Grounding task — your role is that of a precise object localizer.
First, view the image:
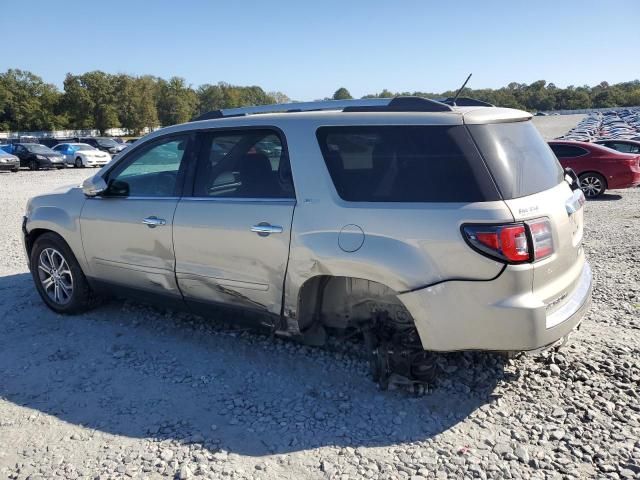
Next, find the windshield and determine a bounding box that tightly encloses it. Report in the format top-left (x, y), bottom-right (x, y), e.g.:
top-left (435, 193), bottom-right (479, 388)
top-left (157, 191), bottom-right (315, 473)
top-left (25, 144), bottom-right (55, 154)
top-left (97, 138), bottom-right (119, 147)
top-left (73, 143), bottom-right (96, 151)
top-left (467, 121), bottom-right (564, 199)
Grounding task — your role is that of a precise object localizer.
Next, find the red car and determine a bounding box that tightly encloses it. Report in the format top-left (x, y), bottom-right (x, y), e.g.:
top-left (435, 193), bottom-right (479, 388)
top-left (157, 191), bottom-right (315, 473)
top-left (548, 140), bottom-right (640, 197)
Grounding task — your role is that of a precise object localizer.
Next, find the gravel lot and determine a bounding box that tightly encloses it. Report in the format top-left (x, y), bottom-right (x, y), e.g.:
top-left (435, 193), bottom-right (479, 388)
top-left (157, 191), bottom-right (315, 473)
top-left (0, 167), bottom-right (639, 480)
top-left (531, 115), bottom-right (586, 140)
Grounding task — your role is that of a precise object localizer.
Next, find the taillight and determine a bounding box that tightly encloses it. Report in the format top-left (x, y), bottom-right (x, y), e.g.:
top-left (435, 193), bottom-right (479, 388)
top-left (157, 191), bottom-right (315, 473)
top-left (462, 218), bottom-right (554, 264)
top-left (527, 218), bottom-right (554, 260)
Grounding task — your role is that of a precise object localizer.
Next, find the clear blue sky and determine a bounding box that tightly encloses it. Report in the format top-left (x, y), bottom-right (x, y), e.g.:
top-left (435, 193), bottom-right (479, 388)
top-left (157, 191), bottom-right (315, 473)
top-left (3, 0), bottom-right (638, 100)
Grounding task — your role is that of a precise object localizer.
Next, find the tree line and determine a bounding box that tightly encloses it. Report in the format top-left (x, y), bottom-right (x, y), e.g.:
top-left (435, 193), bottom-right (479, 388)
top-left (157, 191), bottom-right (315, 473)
top-left (0, 69), bottom-right (289, 134)
top-left (359, 80), bottom-right (640, 112)
top-left (1, 68), bottom-right (638, 134)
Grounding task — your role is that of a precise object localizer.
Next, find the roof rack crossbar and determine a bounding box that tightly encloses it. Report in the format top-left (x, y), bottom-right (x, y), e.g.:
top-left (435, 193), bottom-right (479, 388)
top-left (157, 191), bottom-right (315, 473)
top-left (191, 96), bottom-right (454, 121)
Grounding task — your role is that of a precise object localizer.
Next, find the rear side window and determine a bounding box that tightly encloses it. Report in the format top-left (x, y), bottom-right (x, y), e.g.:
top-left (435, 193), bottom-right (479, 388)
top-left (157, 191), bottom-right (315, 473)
top-left (549, 144), bottom-right (589, 158)
top-left (316, 126), bottom-right (499, 202)
top-left (468, 122), bottom-right (564, 199)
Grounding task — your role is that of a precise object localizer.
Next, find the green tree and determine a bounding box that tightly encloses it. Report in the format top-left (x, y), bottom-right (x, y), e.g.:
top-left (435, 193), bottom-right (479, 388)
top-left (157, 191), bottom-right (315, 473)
top-left (268, 91), bottom-right (290, 104)
top-left (0, 69), bottom-right (63, 131)
top-left (196, 82), bottom-right (277, 115)
top-left (115, 75), bottom-right (158, 134)
top-left (156, 77), bottom-right (197, 125)
top-left (332, 87), bottom-right (353, 100)
top-left (62, 71), bottom-right (120, 133)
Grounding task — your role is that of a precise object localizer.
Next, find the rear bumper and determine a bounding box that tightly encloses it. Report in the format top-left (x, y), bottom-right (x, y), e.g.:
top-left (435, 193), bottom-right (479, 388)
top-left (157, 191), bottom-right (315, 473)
top-left (607, 169), bottom-right (640, 189)
top-left (398, 261), bottom-right (592, 352)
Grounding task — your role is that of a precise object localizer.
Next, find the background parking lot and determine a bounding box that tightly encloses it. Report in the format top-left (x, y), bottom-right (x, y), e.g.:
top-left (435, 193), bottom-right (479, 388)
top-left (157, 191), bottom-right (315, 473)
top-left (1, 168), bottom-right (639, 479)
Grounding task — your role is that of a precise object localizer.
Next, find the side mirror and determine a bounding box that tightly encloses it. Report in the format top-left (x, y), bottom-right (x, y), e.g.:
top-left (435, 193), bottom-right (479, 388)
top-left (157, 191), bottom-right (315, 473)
top-left (107, 179), bottom-right (130, 197)
top-left (82, 175), bottom-right (108, 197)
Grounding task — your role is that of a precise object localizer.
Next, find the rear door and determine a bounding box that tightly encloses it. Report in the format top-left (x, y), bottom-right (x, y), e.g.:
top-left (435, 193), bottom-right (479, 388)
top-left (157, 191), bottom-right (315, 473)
top-left (173, 128), bottom-right (296, 315)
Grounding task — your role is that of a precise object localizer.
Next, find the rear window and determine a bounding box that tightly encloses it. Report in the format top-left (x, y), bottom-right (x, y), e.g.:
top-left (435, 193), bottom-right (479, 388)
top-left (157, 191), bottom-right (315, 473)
top-left (468, 121), bottom-right (564, 199)
top-left (316, 126), bottom-right (499, 202)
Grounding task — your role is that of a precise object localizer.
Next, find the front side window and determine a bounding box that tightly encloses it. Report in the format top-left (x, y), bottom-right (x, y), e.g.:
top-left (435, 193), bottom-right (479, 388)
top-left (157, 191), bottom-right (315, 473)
top-left (106, 135), bottom-right (188, 197)
top-left (317, 125), bottom-right (498, 202)
top-left (193, 129), bottom-right (294, 199)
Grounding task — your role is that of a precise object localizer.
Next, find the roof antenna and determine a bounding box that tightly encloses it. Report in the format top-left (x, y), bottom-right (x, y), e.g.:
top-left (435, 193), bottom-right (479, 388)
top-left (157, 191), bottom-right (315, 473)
top-left (451, 73), bottom-right (472, 106)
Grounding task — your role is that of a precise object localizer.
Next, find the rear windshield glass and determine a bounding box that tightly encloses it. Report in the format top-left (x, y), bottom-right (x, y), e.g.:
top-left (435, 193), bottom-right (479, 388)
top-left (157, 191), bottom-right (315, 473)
top-left (316, 126), bottom-right (499, 202)
top-left (467, 121), bottom-right (563, 199)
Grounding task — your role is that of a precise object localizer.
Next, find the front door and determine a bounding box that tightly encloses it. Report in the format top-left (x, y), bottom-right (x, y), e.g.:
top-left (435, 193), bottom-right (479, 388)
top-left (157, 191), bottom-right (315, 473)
top-left (173, 129), bottom-right (296, 315)
top-left (80, 134), bottom-right (192, 297)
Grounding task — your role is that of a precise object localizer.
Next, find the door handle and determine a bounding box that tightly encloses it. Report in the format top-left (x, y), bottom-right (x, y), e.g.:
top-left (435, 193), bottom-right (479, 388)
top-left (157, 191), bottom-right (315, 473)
top-left (142, 216), bottom-right (166, 228)
top-left (251, 223), bottom-right (283, 236)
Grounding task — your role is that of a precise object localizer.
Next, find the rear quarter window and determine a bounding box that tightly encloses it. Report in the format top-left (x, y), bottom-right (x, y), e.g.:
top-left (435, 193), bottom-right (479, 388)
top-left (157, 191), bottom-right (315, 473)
top-left (468, 121), bottom-right (564, 199)
top-left (316, 125), bottom-right (499, 202)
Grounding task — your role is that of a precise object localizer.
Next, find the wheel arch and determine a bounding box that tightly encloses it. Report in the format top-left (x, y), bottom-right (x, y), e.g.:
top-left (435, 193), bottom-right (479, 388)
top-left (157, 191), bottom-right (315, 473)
top-left (294, 274), bottom-right (414, 333)
top-left (578, 170), bottom-right (608, 189)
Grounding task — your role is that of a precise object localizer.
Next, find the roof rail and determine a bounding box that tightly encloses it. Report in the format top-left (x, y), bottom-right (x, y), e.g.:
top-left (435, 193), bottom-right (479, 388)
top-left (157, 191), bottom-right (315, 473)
top-left (191, 96), bottom-right (454, 122)
top-left (439, 97), bottom-right (495, 107)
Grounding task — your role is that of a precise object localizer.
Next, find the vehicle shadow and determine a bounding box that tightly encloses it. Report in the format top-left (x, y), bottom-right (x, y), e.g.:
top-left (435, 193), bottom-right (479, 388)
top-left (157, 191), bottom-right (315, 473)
top-left (0, 272), bottom-right (512, 456)
top-left (590, 193), bottom-right (622, 201)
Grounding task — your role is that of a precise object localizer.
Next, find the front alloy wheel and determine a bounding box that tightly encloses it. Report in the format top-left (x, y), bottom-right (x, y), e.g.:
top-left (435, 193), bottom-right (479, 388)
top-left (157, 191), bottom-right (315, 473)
top-left (30, 232), bottom-right (97, 314)
top-left (75, 157), bottom-right (84, 168)
top-left (579, 173), bottom-right (606, 198)
top-left (37, 248), bottom-right (74, 305)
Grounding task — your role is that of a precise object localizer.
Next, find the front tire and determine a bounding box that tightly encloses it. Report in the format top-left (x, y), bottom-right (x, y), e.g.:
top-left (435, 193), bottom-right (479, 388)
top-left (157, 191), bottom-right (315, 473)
top-left (30, 232), bottom-right (95, 314)
top-left (75, 157), bottom-right (84, 168)
top-left (579, 173), bottom-right (606, 198)
top-left (28, 159), bottom-right (39, 171)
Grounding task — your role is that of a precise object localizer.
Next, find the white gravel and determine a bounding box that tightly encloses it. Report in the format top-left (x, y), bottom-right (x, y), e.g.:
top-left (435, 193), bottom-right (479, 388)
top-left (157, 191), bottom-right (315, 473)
top-left (532, 114), bottom-right (586, 140)
top-left (0, 168), bottom-right (639, 480)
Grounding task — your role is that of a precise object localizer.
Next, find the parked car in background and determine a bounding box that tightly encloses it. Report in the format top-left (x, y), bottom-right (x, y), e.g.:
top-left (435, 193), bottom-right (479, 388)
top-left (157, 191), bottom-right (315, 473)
top-left (52, 143), bottom-right (111, 168)
top-left (0, 144), bottom-right (15, 154)
top-left (548, 140), bottom-right (640, 197)
top-left (594, 139), bottom-right (640, 155)
top-left (39, 138), bottom-right (72, 148)
top-left (23, 97), bottom-right (592, 386)
top-left (0, 149), bottom-right (19, 172)
top-left (79, 137), bottom-right (127, 156)
top-left (12, 143), bottom-right (66, 170)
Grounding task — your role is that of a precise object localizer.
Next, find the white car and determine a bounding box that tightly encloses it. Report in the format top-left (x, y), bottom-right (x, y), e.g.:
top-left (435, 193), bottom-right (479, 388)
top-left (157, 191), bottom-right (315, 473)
top-left (52, 143), bottom-right (111, 168)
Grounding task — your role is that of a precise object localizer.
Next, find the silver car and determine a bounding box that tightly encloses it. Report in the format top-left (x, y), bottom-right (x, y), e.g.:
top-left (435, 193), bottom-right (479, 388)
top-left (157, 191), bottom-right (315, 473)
top-left (23, 97), bottom-right (592, 384)
top-left (0, 149), bottom-right (19, 172)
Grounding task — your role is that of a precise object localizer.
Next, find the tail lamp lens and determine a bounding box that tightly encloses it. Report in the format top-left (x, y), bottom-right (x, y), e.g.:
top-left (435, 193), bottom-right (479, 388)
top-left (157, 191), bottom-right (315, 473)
top-left (463, 218), bottom-right (554, 264)
top-left (527, 218), bottom-right (554, 260)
